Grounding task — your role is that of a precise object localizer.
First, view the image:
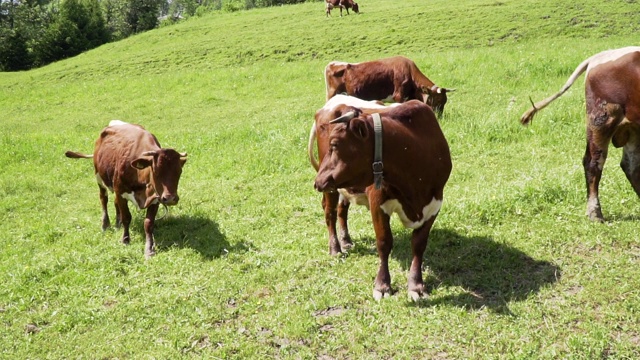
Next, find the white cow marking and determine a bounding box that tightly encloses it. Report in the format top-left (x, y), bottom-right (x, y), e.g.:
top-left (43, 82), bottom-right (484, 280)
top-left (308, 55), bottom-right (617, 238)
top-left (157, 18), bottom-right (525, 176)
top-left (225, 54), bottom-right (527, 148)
top-left (380, 197), bottom-right (442, 229)
top-left (338, 188), bottom-right (369, 207)
top-left (108, 120), bottom-right (129, 127)
top-left (96, 174), bottom-right (112, 192)
top-left (586, 46), bottom-right (640, 75)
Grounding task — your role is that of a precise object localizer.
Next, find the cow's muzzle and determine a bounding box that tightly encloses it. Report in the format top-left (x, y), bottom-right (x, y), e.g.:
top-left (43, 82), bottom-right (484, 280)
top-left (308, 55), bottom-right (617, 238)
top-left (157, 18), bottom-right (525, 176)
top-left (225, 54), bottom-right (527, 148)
top-left (160, 194), bottom-right (179, 206)
top-left (314, 176), bottom-right (337, 193)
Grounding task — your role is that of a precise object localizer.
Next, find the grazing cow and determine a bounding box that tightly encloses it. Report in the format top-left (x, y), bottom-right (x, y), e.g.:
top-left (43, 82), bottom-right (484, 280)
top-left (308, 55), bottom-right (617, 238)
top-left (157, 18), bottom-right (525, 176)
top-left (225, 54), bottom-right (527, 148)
top-left (521, 46), bottom-right (640, 222)
top-left (65, 120), bottom-right (187, 258)
top-left (324, 56), bottom-right (453, 116)
top-left (309, 95), bottom-right (397, 255)
top-left (325, 0), bottom-right (359, 17)
top-left (312, 97), bottom-right (452, 300)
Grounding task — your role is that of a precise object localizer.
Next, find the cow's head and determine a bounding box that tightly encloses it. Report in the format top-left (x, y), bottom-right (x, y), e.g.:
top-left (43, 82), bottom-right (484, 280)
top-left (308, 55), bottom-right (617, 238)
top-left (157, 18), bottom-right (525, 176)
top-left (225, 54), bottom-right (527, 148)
top-left (314, 112), bottom-right (374, 192)
top-left (423, 85), bottom-right (454, 117)
top-left (352, 2), bottom-right (359, 13)
top-left (131, 149), bottom-right (187, 206)
top-left (324, 62), bottom-right (349, 100)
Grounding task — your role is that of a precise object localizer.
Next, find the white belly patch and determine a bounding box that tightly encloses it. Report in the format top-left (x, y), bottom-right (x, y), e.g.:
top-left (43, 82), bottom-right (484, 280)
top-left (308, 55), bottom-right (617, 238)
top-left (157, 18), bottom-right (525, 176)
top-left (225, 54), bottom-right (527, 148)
top-left (121, 191), bottom-right (157, 210)
top-left (96, 174), bottom-right (113, 192)
top-left (380, 197), bottom-right (442, 229)
top-left (338, 188), bottom-right (369, 207)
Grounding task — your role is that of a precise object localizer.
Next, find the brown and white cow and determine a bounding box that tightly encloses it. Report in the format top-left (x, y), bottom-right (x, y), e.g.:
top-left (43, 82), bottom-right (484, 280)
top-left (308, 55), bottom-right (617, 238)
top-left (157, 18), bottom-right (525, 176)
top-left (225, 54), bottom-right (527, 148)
top-left (521, 46), bottom-right (640, 222)
top-left (324, 56), bottom-right (453, 116)
top-left (311, 97), bottom-right (452, 300)
top-left (309, 95), bottom-right (397, 256)
top-left (325, 0), bottom-right (359, 17)
top-left (65, 120), bottom-right (187, 258)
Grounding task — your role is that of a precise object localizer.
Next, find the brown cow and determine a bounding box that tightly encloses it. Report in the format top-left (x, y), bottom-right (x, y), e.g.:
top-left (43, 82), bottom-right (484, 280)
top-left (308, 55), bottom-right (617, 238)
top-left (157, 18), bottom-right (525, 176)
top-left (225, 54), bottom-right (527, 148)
top-left (324, 56), bottom-right (453, 116)
top-left (308, 95), bottom-right (398, 255)
top-left (325, 0), bottom-right (359, 17)
top-left (65, 120), bottom-right (187, 258)
top-left (312, 98), bottom-right (452, 300)
top-left (521, 46), bottom-right (640, 222)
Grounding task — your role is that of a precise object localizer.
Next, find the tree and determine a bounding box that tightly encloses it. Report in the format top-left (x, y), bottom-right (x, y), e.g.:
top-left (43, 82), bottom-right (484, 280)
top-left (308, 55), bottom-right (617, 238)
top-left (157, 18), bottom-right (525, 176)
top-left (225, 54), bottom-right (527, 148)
top-left (0, 28), bottom-right (32, 71)
top-left (126, 0), bottom-right (162, 34)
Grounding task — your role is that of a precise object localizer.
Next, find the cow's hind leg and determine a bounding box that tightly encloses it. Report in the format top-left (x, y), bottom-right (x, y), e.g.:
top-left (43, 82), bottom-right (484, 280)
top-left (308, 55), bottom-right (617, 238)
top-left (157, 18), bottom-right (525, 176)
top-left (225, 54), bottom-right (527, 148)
top-left (99, 186), bottom-right (110, 231)
top-left (407, 216), bottom-right (436, 301)
top-left (144, 204), bottom-right (159, 259)
top-left (115, 195), bottom-right (132, 245)
top-left (583, 101), bottom-right (624, 222)
top-left (337, 196), bottom-right (354, 250)
top-left (323, 192), bottom-right (343, 255)
top-left (616, 123), bottom-right (640, 198)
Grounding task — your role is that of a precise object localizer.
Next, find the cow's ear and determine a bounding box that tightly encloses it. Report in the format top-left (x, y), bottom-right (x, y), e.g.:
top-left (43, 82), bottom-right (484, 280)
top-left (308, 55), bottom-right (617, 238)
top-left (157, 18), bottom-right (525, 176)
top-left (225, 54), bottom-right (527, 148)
top-left (350, 118), bottom-right (369, 140)
top-left (131, 157), bottom-right (153, 169)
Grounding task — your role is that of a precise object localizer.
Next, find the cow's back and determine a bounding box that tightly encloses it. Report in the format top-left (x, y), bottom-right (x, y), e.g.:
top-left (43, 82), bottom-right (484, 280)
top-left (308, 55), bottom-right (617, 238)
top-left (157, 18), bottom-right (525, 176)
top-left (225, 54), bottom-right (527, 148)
top-left (93, 124), bottom-right (160, 188)
top-left (385, 101), bottom-right (451, 188)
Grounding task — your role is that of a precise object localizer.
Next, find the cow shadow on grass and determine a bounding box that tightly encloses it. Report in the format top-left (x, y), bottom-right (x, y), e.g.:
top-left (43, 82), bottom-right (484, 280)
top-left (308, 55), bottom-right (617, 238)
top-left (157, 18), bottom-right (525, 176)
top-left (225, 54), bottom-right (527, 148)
top-left (350, 228), bottom-right (561, 314)
top-left (129, 213), bottom-right (244, 260)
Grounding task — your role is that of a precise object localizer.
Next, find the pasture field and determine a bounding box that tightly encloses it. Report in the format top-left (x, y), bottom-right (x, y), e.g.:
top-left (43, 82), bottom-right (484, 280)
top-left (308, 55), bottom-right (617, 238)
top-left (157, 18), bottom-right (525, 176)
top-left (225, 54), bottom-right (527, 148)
top-left (2, 0), bottom-right (640, 358)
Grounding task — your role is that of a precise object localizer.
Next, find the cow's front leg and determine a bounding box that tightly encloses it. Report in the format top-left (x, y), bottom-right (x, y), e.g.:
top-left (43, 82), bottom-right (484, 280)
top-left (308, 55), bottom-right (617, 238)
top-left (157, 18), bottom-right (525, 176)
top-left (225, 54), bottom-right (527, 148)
top-left (116, 195), bottom-right (132, 244)
top-left (144, 204), bottom-right (159, 259)
top-left (99, 186), bottom-right (110, 231)
top-left (337, 197), bottom-right (354, 250)
top-left (322, 192), bottom-right (343, 255)
top-left (407, 217), bottom-right (436, 301)
top-left (370, 204), bottom-right (393, 300)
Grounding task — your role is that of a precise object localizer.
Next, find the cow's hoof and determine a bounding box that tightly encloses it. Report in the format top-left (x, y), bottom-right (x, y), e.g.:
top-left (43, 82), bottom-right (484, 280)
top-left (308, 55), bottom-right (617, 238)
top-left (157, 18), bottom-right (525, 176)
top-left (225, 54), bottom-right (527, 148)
top-left (145, 250), bottom-right (156, 259)
top-left (121, 236), bottom-right (130, 245)
top-left (587, 210), bottom-right (605, 223)
top-left (329, 248), bottom-right (343, 256)
top-left (408, 288), bottom-right (428, 301)
top-left (373, 287), bottom-right (392, 301)
top-left (339, 237), bottom-right (354, 250)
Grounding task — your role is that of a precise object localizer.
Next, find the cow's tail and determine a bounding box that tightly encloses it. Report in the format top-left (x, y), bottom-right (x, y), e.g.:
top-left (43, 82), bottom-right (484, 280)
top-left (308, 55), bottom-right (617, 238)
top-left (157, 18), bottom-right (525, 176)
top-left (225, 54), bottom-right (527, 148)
top-left (65, 151), bottom-right (93, 159)
top-left (307, 122), bottom-right (320, 171)
top-left (520, 57), bottom-right (591, 125)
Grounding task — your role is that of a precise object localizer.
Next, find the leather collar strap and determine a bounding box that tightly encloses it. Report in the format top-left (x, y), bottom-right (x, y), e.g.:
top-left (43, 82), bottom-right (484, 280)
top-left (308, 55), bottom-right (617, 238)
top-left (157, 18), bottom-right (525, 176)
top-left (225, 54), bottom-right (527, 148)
top-left (372, 113), bottom-right (383, 190)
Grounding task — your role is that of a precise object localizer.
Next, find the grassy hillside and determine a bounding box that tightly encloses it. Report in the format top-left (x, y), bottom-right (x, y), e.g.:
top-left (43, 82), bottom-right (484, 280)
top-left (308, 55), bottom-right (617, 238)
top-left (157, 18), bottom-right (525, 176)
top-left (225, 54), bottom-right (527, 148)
top-left (1, 0), bottom-right (640, 358)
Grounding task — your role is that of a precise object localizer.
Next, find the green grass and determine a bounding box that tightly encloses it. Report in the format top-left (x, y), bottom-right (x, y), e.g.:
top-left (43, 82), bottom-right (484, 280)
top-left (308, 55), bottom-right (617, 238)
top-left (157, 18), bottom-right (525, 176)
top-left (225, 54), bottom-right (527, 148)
top-left (2, 0), bottom-right (640, 358)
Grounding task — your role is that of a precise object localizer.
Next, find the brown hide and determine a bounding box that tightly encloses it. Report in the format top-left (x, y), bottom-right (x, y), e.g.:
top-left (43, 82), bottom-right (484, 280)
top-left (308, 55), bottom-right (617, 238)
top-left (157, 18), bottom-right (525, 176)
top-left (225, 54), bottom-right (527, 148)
top-left (309, 95), bottom-right (395, 255)
top-left (324, 56), bottom-right (450, 116)
top-left (313, 100), bottom-right (452, 300)
top-left (520, 47), bottom-right (640, 222)
top-left (325, 0), bottom-right (358, 16)
top-left (66, 122), bottom-right (187, 258)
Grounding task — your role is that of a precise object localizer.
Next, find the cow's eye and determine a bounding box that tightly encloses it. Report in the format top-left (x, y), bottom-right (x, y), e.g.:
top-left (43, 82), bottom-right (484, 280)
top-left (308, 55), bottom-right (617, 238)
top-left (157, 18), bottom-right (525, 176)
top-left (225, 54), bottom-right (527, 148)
top-left (330, 142), bottom-right (338, 151)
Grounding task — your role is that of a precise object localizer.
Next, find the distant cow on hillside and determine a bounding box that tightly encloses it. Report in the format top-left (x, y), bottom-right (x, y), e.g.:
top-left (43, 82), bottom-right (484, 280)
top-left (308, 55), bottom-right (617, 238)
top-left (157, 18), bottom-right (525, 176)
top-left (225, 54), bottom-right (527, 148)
top-left (325, 0), bottom-right (359, 17)
top-left (65, 120), bottom-right (188, 258)
top-left (521, 46), bottom-right (640, 222)
top-left (324, 56), bottom-right (453, 116)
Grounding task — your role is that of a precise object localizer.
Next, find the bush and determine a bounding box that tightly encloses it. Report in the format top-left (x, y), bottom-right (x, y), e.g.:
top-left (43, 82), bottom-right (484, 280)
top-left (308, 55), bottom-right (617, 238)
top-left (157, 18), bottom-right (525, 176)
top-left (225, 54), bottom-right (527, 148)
top-left (0, 29), bottom-right (32, 71)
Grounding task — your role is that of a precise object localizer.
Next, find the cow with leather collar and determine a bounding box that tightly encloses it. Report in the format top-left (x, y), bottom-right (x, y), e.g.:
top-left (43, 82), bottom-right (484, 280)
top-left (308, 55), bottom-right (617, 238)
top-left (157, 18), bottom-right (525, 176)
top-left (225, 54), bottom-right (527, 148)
top-left (308, 95), bottom-right (397, 256)
top-left (65, 120), bottom-right (187, 258)
top-left (313, 99), bottom-right (452, 300)
top-left (324, 56), bottom-right (453, 117)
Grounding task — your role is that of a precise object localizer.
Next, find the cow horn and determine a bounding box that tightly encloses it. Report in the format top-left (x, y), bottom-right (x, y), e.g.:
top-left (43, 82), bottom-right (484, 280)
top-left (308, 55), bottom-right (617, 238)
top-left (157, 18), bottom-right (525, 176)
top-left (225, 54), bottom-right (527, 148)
top-left (179, 152), bottom-right (187, 158)
top-left (141, 151), bottom-right (157, 157)
top-left (330, 111), bottom-right (356, 124)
